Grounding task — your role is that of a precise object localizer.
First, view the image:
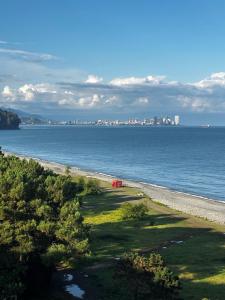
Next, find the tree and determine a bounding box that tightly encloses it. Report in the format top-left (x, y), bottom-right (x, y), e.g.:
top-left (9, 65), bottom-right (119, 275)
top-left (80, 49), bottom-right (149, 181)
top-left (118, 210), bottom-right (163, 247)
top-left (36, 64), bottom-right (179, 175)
top-left (113, 252), bottom-right (181, 300)
top-left (0, 155), bottom-right (89, 299)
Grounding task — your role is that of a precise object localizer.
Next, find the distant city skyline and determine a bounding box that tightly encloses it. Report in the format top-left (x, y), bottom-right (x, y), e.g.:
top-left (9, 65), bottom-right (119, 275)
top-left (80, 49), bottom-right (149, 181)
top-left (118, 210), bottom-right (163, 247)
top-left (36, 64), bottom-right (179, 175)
top-left (41, 115), bottom-right (181, 126)
top-left (1, 1), bottom-right (225, 125)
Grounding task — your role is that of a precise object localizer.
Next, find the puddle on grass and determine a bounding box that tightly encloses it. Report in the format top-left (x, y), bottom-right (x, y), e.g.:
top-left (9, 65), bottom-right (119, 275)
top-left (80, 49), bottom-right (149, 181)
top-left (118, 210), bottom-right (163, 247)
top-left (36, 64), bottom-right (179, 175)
top-left (65, 284), bottom-right (85, 299)
top-left (171, 240), bottom-right (183, 244)
top-left (65, 274), bottom-right (73, 282)
top-left (64, 273), bottom-right (85, 299)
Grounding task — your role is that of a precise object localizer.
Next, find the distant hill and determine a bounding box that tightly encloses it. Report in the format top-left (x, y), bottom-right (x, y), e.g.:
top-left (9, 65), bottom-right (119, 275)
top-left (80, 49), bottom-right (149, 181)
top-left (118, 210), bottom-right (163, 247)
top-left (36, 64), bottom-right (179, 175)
top-left (0, 109), bottom-right (21, 129)
top-left (1, 108), bottom-right (48, 125)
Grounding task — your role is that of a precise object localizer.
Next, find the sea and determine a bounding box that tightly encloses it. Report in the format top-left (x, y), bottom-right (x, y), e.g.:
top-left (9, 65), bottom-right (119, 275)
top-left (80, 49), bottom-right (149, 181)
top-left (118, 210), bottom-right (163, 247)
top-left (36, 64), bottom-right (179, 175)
top-left (1, 125), bottom-right (225, 202)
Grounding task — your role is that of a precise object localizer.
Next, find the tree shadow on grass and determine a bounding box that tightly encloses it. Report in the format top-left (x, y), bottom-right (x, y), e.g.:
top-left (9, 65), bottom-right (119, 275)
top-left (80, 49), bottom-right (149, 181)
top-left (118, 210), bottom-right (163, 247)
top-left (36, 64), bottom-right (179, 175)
top-left (91, 222), bottom-right (211, 259)
top-left (88, 216), bottom-right (225, 299)
top-left (82, 188), bottom-right (225, 299)
top-left (183, 281), bottom-right (225, 300)
top-left (82, 190), bottom-right (145, 214)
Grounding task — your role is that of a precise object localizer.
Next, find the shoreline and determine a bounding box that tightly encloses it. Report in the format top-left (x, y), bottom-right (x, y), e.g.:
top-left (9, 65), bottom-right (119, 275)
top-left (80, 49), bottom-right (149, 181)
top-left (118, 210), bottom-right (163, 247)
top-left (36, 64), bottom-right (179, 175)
top-left (3, 150), bottom-right (225, 225)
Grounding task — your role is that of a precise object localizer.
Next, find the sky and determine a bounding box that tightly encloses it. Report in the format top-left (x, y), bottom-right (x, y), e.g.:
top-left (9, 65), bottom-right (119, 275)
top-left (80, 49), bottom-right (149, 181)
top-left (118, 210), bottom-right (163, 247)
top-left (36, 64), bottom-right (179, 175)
top-left (1, 0), bottom-right (225, 124)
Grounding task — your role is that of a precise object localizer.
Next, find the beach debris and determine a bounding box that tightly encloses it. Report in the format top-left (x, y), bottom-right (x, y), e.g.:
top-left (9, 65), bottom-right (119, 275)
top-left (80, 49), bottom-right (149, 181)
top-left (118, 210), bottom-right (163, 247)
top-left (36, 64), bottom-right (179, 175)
top-left (114, 257), bottom-right (121, 261)
top-left (137, 192), bottom-right (144, 197)
top-left (171, 240), bottom-right (183, 244)
top-left (84, 274), bottom-right (89, 278)
top-left (162, 246), bottom-right (167, 249)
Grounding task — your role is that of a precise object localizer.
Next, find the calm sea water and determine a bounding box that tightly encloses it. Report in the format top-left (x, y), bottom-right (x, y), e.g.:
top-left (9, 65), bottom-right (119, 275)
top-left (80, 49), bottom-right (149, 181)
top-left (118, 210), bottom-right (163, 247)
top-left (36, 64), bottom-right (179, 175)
top-left (1, 125), bottom-right (225, 201)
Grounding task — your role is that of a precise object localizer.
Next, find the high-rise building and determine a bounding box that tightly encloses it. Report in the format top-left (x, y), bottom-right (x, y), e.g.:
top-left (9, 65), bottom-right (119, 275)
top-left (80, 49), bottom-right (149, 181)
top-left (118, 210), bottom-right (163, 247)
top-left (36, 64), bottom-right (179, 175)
top-left (174, 115), bottom-right (180, 125)
top-left (153, 116), bottom-right (158, 125)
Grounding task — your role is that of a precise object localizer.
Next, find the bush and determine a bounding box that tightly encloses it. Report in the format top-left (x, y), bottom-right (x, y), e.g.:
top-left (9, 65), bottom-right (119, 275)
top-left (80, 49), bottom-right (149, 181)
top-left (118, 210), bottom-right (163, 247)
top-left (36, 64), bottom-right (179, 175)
top-left (120, 202), bottom-right (148, 220)
top-left (86, 178), bottom-right (102, 195)
top-left (113, 252), bottom-right (181, 300)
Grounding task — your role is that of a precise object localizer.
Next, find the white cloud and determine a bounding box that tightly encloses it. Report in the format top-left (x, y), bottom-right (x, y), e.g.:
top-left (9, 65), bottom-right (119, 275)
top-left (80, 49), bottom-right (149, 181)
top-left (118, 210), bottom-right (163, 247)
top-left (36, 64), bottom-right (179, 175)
top-left (58, 98), bottom-right (71, 106)
top-left (64, 90), bottom-right (74, 95)
top-left (110, 75), bottom-right (165, 86)
top-left (194, 72), bottom-right (225, 88)
top-left (18, 84), bottom-right (35, 101)
top-left (59, 94), bottom-right (104, 109)
top-left (138, 97), bottom-right (149, 104)
top-left (90, 94), bottom-right (101, 106)
top-left (191, 98), bottom-right (211, 111)
top-left (0, 55), bottom-right (86, 85)
top-left (1, 83), bottom-right (57, 104)
top-left (18, 83), bottom-right (57, 101)
top-left (2, 85), bottom-right (15, 100)
top-left (105, 95), bottom-right (118, 105)
top-left (0, 48), bottom-right (57, 62)
top-left (177, 95), bottom-right (212, 112)
top-left (2, 41), bottom-right (225, 118)
top-left (85, 75), bottom-right (103, 84)
top-left (3, 72), bottom-right (225, 115)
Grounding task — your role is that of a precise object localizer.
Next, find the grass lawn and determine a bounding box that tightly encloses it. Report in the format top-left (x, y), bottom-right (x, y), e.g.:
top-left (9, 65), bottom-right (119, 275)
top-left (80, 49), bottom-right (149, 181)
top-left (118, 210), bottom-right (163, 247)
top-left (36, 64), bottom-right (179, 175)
top-left (80, 181), bottom-right (225, 300)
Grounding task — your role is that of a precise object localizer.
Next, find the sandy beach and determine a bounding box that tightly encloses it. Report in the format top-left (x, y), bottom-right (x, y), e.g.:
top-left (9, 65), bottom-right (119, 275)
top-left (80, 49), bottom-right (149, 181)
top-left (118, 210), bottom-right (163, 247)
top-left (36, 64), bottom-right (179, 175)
top-left (4, 151), bottom-right (225, 225)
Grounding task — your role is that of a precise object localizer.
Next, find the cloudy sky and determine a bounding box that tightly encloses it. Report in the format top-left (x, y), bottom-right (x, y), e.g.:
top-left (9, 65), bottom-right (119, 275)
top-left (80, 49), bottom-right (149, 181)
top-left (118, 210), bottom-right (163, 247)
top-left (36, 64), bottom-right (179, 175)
top-left (1, 0), bottom-right (225, 124)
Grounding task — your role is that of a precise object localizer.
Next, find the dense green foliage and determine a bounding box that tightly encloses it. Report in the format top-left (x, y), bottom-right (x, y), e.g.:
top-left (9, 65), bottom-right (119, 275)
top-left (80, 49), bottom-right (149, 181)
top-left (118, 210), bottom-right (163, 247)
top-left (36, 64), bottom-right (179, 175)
top-left (86, 178), bottom-right (102, 195)
top-left (120, 202), bottom-right (148, 220)
top-left (111, 252), bottom-right (180, 300)
top-left (0, 109), bottom-right (21, 129)
top-left (0, 155), bottom-right (89, 299)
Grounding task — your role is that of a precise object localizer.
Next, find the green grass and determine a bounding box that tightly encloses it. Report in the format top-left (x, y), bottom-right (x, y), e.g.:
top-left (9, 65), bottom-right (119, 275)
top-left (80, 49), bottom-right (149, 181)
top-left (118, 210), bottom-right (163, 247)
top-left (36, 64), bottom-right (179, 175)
top-left (81, 182), bottom-right (225, 300)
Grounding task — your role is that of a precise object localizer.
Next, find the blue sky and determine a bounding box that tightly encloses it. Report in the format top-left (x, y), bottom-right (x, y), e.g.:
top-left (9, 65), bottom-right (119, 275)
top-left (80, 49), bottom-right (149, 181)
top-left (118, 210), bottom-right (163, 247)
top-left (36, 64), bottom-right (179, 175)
top-left (1, 0), bottom-right (225, 124)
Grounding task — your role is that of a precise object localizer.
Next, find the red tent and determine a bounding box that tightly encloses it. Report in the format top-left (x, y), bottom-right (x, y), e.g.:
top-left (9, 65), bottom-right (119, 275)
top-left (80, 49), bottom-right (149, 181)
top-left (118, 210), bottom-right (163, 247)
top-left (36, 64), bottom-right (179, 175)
top-left (112, 179), bottom-right (123, 188)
